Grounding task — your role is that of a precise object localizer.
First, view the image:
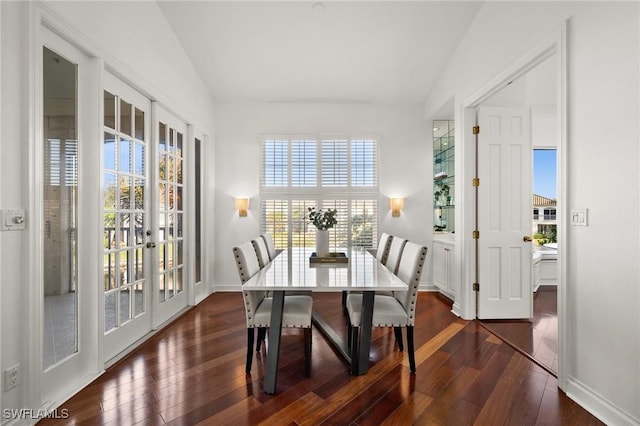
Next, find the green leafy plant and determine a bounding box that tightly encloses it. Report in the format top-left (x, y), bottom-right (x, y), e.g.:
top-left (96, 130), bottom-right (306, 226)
top-left (434, 181), bottom-right (450, 205)
top-left (307, 207), bottom-right (338, 230)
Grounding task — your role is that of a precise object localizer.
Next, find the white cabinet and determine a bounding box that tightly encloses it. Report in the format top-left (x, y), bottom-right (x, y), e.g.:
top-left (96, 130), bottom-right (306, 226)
top-left (433, 239), bottom-right (456, 300)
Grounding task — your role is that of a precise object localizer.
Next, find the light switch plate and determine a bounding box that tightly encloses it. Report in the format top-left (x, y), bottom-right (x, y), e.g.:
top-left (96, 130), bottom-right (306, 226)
top-left (1, 209), bottom-right (26, 231)
top-left (570, 208), bottom-right (588, 226)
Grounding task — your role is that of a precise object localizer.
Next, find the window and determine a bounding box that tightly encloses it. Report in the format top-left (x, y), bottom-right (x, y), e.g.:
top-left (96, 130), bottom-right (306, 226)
top-left (261, 136), bottom-right (378, 250)
top-left (543, 208), bottom-right (556, 220)
top-left (533, 208), bottom-right (539, 220)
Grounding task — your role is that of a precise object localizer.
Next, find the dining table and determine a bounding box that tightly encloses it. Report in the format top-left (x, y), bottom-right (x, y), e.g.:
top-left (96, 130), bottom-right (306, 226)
top-left (242, 247), bottom-right (408, 394)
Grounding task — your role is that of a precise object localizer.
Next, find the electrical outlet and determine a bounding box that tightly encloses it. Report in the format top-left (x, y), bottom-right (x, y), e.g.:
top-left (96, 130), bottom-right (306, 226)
top-left (5, 365), bottom-right (20, 391)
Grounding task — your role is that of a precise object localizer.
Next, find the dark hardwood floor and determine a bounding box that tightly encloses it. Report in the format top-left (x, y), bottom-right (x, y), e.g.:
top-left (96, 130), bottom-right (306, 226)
top-left (38, 291), bottom-right (600, 425)
top-left (480, 286), bottom-right (558, 374)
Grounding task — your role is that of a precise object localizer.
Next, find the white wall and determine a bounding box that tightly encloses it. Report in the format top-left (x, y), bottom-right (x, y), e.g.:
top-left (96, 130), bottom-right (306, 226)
top-left (213, 102), bottom-right (431, 288)
top-left (425, 2), bottom-right (639, 424)
top-left (43, 1), bottom-right (216, 131)
top-left (480, 59), bottom-right (557, 148)
top-left (0, 0), bottom-right (216, 413)
top-left (1, 1), bottom-right (33, 413)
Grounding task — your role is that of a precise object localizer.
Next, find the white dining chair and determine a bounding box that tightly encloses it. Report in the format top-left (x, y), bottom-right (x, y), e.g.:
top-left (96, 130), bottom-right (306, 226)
top-left (345, 240), bottom-right (428, 373)
top-left (261, 233), bottom-right (281, 260)
top-left (345, 233), bottom-right (395, 312)
top-left (375, 232), bottom-right (393, 265)
top-left (233, 241), bottom-right (313, 376)
top-left (251, 237), bottom-right (271, 268)
top-left (385, 236), bottom-right (408, 275)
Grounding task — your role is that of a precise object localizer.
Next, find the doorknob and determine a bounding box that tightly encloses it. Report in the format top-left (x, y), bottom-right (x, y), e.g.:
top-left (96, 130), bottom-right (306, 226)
top-left (523, 236), bottom-right (532, 242)
top-left (146, 242), bottom-right (156, 249)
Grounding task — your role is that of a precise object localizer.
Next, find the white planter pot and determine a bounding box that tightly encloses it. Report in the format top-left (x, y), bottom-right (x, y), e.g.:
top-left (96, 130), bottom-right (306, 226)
top-left (316, 229), bottom-right (330, 257)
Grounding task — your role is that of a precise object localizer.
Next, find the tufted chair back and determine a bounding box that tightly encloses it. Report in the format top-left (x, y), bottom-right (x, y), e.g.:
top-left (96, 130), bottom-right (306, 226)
top-left (261, 233), bottom-right (277, 261)
top-left (252, 237), bottom-right (271, 268)
top-left (233, 242), bottom-right (264, 328)
top-left (386, 237), bottom-right (407, 274)
top-left (375, 233), bottom-right (393, 265)
top-left (393, 241), bottom-right (428, 326)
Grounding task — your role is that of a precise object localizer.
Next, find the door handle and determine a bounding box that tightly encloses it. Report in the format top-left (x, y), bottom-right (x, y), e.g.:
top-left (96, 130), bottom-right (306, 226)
top-left (523, 236), bottom-right (532, 242)
top-left (146, 242), bottom-right (156, 249)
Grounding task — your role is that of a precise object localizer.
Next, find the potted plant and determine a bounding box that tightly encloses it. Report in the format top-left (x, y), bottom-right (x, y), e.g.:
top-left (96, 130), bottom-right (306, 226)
top-left (434, 181), bottom-right (450, 206)
top-left (308, 207), bottom-right (338, 257)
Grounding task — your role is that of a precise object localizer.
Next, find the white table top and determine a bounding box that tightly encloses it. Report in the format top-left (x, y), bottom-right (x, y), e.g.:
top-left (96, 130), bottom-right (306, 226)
top-left (243, 248), bottom-right (408, 292)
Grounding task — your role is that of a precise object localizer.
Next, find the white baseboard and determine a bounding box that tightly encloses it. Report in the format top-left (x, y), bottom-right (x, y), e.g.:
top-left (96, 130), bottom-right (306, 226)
top-left (451, 301), bottom-right (462, 317)
top-left (418, 283), bottom-right (439, 292)
top-left (566, 376), bottom-right (639, 426)
top-left (213, 283), bottom-right (242, 292)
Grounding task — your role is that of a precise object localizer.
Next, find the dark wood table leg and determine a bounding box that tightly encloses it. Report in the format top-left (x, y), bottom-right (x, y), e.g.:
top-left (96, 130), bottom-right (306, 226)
top-left (264, 290), bottom-right (284, 394)
top-left (356, 290), bottom-right (375, 375)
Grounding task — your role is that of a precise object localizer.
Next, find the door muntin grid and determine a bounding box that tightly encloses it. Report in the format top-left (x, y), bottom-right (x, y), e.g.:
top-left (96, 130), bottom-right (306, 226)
top-left (103, 91), bottom-right (147, 333)
top-left (157, 122), bottom-right (184, 302)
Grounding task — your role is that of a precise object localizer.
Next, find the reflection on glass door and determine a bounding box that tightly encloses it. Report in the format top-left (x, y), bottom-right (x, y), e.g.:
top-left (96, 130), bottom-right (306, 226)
top-left (43, 46), bottom-right (78, 369)
top-left (102, 73), bottom-right (152, 361)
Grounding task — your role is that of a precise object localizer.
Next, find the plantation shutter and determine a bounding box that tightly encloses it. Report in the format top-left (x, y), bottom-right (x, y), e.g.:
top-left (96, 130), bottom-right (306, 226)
top-left (321, 139), bottom-right (348, 187)
top-left (261, 136), bottom-right (379, 249)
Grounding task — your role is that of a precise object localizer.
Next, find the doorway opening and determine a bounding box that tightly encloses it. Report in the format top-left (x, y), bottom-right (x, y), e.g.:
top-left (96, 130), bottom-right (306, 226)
top-left (481, 147), bottom-right (558, 375)
top-left (461, 27), bottom-right (566, 382)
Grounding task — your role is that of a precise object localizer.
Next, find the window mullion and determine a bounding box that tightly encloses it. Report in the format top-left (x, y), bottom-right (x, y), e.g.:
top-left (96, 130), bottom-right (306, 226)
top-left (316, 138), bottom-right (321, 190)
top-left (287, 200), bottom-right (293, 250)
top-left (287, 138), bottom-right (292, 188)
top-left (347, 138), bottom-right (352, 188)
top-left (346, 199), bottom-right (352, 251)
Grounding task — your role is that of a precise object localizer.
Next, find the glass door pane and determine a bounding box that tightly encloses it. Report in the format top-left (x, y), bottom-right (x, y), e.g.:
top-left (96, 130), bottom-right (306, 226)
top-left (43, 47), bottom-right (78, 369)
top-left (104, 91), bottom-right (148, 332)
top-left (152, 106), bottom-right (188, 326)
top-left (157, 122), bottom-right (184, 303)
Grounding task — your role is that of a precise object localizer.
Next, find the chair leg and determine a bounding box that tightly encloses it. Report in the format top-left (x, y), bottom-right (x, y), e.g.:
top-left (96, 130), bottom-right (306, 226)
top-left (407, 326), bottom-right (416, 374)
top-left (394, 326), bottom-right (404, 351)
top-left (304, 328), bottom-right (312, 377)
top-left (346, 313), bottom-right (352, 350)
top-left (246, 328), bottom-right (255, 375)
top-left (350, 326), bottom-right (359, 374)
top-left (256, 327), bottom-right (266, 352)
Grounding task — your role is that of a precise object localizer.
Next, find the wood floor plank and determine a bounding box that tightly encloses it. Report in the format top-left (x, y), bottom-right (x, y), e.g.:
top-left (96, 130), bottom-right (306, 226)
top-left (379, 390), bottom-right (433, 426)
top-left (36, 292), bottom-right (604, 426)
top-left (193, 396), bottom-right (262, 426)
top-left (320, 365), bottom-right (405, 425)
top-left (462, 349), bottom-right (514, 407)
top-left (401, 322), bottom-right (466, 369)
top-left (256, 392), bottom-right (325, 426)
top-left (417, 365), bottom-right (481, 424)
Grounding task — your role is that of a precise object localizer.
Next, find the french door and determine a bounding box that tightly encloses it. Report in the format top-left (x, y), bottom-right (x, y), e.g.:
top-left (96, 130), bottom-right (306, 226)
top-left (151, 105), bottom-right (188, 326)
top-left (102, 73), bottom-right (153, 360)
top-left (102, 78), bottom-right (189, 359)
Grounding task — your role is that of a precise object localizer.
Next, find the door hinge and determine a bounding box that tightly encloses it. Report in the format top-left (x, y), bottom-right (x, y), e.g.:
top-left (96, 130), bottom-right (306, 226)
top-left (472, 126), bottom-right (480, 135)
top-left (472, 177), bottom-right (480, 187)
top-left (473, 283), bottom-right (480, 291)
top-left (472, 230), bottom-right (480, 239)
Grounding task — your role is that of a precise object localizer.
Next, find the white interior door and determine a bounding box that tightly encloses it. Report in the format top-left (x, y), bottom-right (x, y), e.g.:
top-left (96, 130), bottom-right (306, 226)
top-left (477, 106), bottom-right (533, 319)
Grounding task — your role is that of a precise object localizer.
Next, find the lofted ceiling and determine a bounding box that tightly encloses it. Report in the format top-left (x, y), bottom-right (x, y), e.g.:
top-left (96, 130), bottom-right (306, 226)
top-left (157, 1), bottom-right (483, 104)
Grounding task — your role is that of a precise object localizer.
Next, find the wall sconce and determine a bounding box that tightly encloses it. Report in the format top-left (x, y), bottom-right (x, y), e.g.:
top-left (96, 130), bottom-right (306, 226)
top-left (235, 198), bottom-right (249, 217)
top-left (390, 198), bottom-right (404, 217)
